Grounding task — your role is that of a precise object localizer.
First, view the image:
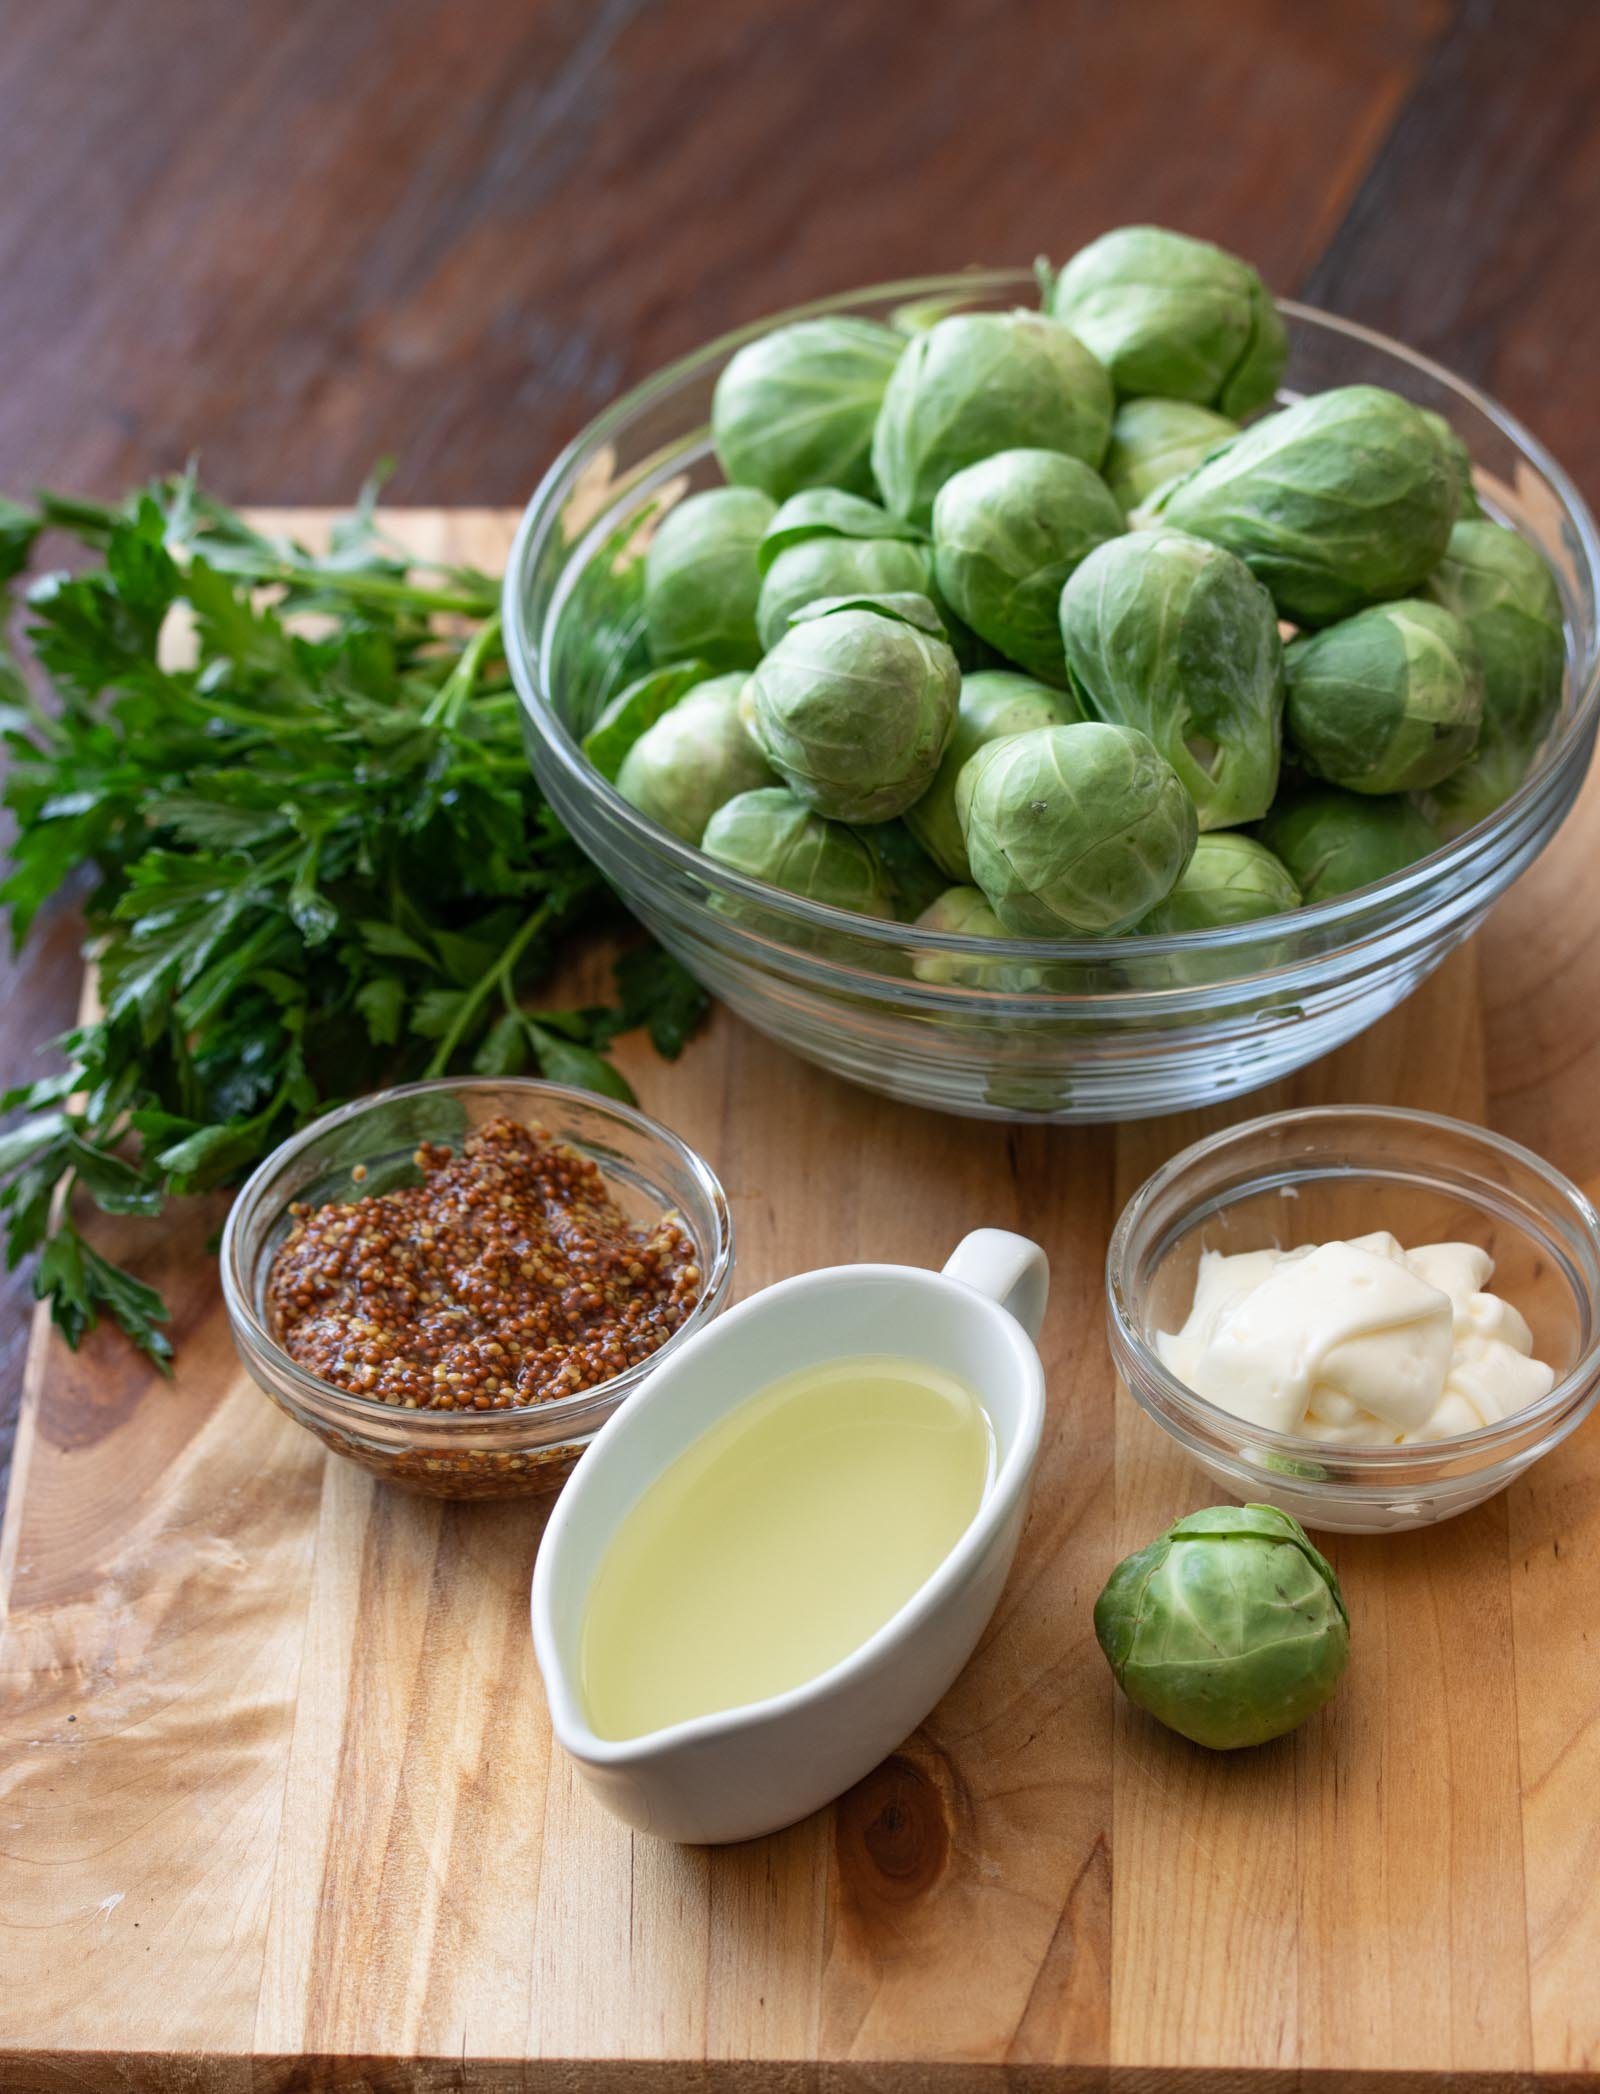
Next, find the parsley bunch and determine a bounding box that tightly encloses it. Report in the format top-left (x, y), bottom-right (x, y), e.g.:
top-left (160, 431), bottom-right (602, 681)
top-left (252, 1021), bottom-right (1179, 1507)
top-left (0, 473), bottom-right (704, 1365)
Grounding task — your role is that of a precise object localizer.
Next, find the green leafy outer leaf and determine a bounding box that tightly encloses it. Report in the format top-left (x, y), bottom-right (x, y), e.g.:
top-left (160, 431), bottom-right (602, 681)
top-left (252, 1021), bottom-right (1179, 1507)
top-left (582, 661), bottom-right (712, 782)
top-left (788, 590), bottom-right (949, 639)
top-left (757, 489), bottom-right (925, 571)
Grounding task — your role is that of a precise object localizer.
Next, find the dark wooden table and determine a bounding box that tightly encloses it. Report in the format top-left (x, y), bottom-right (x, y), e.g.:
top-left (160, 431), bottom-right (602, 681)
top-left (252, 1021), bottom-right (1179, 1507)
top-left (3, 0), bottom-right (1599, 1499)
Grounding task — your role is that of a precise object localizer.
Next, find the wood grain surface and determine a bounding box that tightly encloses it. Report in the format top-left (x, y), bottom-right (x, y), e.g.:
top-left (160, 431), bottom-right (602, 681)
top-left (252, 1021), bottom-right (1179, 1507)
top-left (3, 510), bottom-right (1600, 2090)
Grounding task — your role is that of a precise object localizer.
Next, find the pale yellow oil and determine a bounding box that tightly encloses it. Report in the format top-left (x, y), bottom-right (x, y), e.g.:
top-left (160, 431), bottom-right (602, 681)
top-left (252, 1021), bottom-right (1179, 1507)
top-left (578, 1353), bottom-right (994, 1741)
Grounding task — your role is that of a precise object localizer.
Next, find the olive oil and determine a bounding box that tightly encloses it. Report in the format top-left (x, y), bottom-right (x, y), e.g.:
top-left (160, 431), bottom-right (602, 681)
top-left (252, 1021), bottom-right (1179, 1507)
top-left (579, 1354), bottom-right (993, 1741)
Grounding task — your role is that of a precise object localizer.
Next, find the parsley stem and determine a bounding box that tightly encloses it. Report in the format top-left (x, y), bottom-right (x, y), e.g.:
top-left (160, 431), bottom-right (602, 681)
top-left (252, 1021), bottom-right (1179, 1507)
top-left (422, 611), bottom-right (503, 731)
top-left (244, 562), bottom-right (497, 618)
top-left (422, 900), bottom-right (550, 1078)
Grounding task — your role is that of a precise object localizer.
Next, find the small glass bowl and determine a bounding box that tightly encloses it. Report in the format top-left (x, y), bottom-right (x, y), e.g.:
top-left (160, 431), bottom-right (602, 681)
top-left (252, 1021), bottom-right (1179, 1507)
top-left (1106, 1106), bottom-right (1600, 1533)
top-left (220, 1077), bottom-right (735, 1500)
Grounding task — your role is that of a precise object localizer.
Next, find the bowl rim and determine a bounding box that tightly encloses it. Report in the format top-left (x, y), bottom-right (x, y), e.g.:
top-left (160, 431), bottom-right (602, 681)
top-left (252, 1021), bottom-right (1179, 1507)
top-left (504, 273), bottom-right (1600, 974)
top-left (1104, 1102), bottom-right (1600, 1472)
top-left (218, 1074), bottom-right (736, 1432)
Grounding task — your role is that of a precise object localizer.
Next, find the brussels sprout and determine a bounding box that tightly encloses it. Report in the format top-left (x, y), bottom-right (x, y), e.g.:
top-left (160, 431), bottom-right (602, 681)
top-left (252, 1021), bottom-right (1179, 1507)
top-left (1138, 831), bottom-right (1301, 932)
top-left (871, 310), bottom-right (1114, 529)
top-left (1149, 386), bottom-right (1459, 624)
top-left (1420, 408), bottom-right (1484, 521)
top-left (961, 722), bottom-right (1197, 935)
top-left (644, 487), bottom-right (774, 668)
top-left (1284, 598), bottom-right (1483, 795)
top-left (1094, 1504), bottom-right (1350, 1751)
top-left (1059, 528), bottom-right (1283, 830)
top-left (906, 670), bottom-right (1084, 882)
top-left (756, 489), bottom-right (934, 651)
top-left (1103, 398), bottom-right (1239, 516)
top-left (711, 317), bottom-right (905, 501)
top-left (1420, 518), bottom-right (1567, 832)
top-left (912, 886), bottom-right (1041, 990)
top-left (700, 787), bottom-right (894, 917)
top-left (1258, 786), bottom-right (1439, 903)
top-left (744, 593), bottom-right (960, 823)
top-left (931, 449), bottom-right (1124, 682)
top-left (869, 818), bottom-right (950, 922)
top-left (1047, 226), bottom-right (1288, 417)
top-left (614, 674), bottom-right (777, 843)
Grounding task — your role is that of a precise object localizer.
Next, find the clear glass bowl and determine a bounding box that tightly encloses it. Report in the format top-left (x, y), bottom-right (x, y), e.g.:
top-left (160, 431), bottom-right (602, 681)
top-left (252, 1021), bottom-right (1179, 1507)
top-left (504, 273), bottom-right (1600, 1122)
top-left (220, 1078), bottom-right (734, 1499)
top-left (1106, 1106), bottom-right (1600, 1532)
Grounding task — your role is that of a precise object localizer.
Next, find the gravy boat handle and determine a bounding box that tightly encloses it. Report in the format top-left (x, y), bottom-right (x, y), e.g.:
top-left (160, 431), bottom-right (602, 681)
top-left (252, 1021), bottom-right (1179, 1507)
top-left (941, 1229), bottom-right (1049, 1341)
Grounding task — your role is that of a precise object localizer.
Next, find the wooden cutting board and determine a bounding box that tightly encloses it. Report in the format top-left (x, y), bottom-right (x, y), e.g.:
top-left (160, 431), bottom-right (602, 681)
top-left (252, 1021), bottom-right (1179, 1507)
top-left (3, 510), bottom-right (1600, 2093)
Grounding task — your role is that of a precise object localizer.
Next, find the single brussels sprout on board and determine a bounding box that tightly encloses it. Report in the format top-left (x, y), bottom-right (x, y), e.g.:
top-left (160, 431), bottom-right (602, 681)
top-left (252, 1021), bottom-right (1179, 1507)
top-left (961, 721), bottom-right (1197, 935)
top-left (1284, 598), bottom-right (1483, 795)
top-left (912, 886), bottom-right (1042, 990)
top-left (906, 669), bottom-right (1084, 882)
top-left (1103, 397), bottom-right (1239, 516)
top-left (868, 818), bottom-right (951, 922)
top-left (931, 448), bottom-right (1125, 682)
top-left (1149, 386), bottom-right (1459, 624)
top-left (1047, 226), bottom-right (1288, 417)
top-left (1420, 408), bottom-right (1485, 521)
top-left (1258, 786), bottom-right (1440, 903)
top-left (644, 487), bottom-right (775, 669)
top-left (756, 489), bottom-right (935, 650)
top-left (1094, 1504), bottom-right (1350, 1750)
top-left (1059, 528), bottom-right (1284, 830)
top-left (1420, 518), bottom-right (1567, 833)
top-left (711, 316), bottom-right (905, 501)
top-left (614, 673), bottom-right (777, 843)
top-left (700, 787), bottom-right (895, 918)
top-left (871, 309), bottom-right (1114, 529)
top-left (1137, 831), bottom-right (1301, 932)
top-left (744, 593), bottom-right (960, 823)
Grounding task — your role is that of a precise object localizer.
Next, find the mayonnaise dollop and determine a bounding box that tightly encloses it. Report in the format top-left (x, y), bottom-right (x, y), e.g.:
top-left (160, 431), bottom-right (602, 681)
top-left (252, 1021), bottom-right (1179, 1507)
top-left (1156, 1231), bottom-right (1555, 1444)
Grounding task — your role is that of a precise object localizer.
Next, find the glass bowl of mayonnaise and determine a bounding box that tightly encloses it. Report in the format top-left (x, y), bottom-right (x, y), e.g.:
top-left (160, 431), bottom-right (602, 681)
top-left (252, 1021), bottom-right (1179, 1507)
top-left (1107, 1106), bottom-right (1600, 1533)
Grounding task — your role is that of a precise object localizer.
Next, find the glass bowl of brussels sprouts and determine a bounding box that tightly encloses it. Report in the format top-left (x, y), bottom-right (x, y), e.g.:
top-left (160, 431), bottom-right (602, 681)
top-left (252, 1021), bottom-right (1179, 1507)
top-left (504, 254), bottom-right (1600, 1122)
top-left (1106, 1106), bottom-right (1600, 1532)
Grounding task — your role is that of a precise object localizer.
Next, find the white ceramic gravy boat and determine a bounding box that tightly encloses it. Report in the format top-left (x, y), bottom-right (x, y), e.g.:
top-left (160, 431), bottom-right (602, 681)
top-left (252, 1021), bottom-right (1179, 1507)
top-left (531, 1228), bottom-right (1048, 1845)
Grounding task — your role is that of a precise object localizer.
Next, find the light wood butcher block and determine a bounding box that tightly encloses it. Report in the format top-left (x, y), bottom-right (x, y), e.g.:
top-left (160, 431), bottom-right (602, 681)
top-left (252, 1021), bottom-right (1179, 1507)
top-left (3, 511), bottom-right (1599, 2093)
